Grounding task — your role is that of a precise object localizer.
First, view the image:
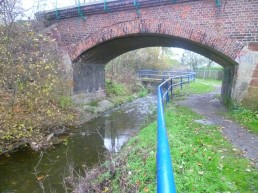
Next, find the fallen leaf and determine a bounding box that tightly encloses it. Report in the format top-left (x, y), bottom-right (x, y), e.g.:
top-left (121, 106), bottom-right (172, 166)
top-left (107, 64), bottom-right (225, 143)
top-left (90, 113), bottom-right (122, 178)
top-left (197, 162), bottom-right (202, 166)
top-left (198, 171), bottom-right (204, 175)
top-left (102, 187), bottom-right (109, 193)
top-left (36, 176), bottom-right (45, 182)
top-left (246, 169), bottom-right (251, 172)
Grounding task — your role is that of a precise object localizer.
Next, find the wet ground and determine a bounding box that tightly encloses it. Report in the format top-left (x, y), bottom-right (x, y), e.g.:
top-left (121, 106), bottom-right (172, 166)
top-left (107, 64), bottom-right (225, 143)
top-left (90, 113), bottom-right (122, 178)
top-left (0, 95), bottom-right (156, 193)
top-left (177, 85), bottom-right (258, 168)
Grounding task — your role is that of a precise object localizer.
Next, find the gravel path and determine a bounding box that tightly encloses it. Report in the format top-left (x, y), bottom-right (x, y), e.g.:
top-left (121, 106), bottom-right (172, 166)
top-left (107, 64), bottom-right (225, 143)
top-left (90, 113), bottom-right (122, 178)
top-left (177, 85), bottom-right (258, 168)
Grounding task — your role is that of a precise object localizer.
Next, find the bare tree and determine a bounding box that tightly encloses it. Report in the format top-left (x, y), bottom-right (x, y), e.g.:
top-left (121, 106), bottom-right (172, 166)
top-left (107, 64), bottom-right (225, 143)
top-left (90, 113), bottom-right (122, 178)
top-left (180, 51), bottom-right (206, 71)
top-left (0, 0), bottom-right (74, 150)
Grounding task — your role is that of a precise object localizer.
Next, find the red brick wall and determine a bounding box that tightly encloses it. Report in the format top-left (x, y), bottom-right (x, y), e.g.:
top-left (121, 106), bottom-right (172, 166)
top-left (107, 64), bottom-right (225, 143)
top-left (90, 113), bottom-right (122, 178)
top-left (43, 0), bottom-right (258, 60)
top-left (42, 0), bottom-right (258, 105)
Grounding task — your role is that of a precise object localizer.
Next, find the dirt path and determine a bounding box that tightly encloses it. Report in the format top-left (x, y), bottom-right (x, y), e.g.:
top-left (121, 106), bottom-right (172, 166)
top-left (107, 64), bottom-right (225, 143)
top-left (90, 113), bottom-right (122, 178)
top-left (177, 84), bottom-right (258, 168)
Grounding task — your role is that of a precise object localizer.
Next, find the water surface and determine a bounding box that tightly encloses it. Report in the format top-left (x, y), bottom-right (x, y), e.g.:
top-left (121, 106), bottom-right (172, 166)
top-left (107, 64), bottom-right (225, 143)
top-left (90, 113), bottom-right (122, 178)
top-left (0, 95), bottom-right (156, 193)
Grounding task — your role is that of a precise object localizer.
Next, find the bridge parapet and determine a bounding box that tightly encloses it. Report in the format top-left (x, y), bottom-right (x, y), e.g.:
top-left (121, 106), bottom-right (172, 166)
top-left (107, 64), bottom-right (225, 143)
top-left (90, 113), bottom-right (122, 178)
top-left (38, 0), bottom-right (207, 23)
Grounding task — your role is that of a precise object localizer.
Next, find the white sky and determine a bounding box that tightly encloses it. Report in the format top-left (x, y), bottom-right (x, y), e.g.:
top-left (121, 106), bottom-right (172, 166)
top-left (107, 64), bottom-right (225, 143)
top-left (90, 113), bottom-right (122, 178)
top-left (22, 0), bottom-right (100, 12)
top-left (22, 0), bottom-right (77, 17)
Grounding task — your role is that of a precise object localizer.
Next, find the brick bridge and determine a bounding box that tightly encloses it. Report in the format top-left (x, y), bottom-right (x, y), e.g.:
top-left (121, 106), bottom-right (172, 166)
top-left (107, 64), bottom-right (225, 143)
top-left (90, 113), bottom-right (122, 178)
top-left (39, 0), bottom-right (258, 108)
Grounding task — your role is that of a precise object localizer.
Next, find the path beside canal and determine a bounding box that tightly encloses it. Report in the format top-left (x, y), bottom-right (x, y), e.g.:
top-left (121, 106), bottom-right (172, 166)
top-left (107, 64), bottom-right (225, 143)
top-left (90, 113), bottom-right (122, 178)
top-left (177, 84), bottom-right (258, 168)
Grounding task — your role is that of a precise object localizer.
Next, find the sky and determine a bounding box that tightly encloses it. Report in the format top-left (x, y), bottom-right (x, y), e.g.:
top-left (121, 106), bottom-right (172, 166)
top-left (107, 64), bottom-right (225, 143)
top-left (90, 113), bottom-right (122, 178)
top-left (22, 0), bottom-right (77, 18)
top-left (21, 0), bottom-right (101, 13)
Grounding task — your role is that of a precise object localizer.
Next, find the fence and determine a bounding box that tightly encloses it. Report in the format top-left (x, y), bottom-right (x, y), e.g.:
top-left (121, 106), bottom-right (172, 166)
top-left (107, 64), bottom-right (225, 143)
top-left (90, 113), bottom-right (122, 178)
top-left (195, 69), bottom-right (223, 80)
top-left (139, 69), bottom-right (223, 81)
top-left (146, 71), bottom-right (196, 193)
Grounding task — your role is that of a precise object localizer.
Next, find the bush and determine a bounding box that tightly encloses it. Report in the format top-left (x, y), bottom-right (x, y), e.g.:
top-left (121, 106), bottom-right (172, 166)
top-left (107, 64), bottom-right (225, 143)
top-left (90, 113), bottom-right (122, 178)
top-left (59, 96), bottom-right (72, 109)
top-left (230, 103), bottom-right (258, 134)
top-left (106, 80), bottom-right (127, 97)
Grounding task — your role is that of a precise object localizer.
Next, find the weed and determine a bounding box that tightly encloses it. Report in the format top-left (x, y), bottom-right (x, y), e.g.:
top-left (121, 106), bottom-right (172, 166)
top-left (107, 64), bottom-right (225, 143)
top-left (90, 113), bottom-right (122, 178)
top-left (88, 100), bottom-right (99, 107)
top-left (106, 81), bottom-right (127, 97)
top-left (59, 96), bottom-right (72, 109)
top-left (137, 88), bottom-right (148, 98)
top-left (229, 103), bottom-right (258, 134)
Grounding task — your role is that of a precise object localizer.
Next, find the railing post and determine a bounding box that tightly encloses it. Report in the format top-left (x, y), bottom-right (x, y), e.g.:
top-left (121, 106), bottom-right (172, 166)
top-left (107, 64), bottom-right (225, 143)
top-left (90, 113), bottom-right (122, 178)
top-left (170, 78), bottom-right (173, 96)
top-left (180, 76), bottom-right (183, 90)
top-left (165, 81), bottom-right (169, 103)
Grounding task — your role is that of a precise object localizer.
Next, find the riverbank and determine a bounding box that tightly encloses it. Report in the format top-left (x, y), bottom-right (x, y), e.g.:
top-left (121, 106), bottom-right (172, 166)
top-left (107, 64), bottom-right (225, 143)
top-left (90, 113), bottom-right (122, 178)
top-left (0, 93), bottom-right (156, 193)
top-left (68, 80), bottom-right (258, 193)
top-left (0, 81), bottom-right (149, 157)
top-left (0, 91), bottom-right (78, 156)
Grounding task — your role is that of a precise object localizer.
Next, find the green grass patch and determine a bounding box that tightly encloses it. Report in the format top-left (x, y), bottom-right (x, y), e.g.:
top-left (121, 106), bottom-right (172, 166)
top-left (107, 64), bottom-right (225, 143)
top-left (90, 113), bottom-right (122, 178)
top-left (106, 80), bottom-right (149, 106)
top-left (166, 106), bottom-right (257, 193)
top-left (59, 96), bottom-right (72, 109)
top-left (229, 104), bottom-right (258, 134)
top-left (185, 81), bottom-right (215, 94)
top-left (88, 100), bottom-right (99, 107)
top-left (196, 78), bottom-right (222, 85)
top-left (172, 80), bottom-right (217, 99)
top-left (75, 104), bottom-right (257, 192)
top-left (137, 87), bottom-right (148, 98)
top-left (113, 105), bottom-right (257, 192)
top-left (106, 80), bottom-right (128, 97)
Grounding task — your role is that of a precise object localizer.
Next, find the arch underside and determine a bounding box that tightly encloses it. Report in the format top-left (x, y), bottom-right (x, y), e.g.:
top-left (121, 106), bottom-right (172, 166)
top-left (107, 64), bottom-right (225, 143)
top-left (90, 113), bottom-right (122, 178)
top-left (69, 18), bottom-right (244, 65)
top-left (70, 19), bottom-right (243, 102)
top-left (75, 34), bottom-right (238, 67)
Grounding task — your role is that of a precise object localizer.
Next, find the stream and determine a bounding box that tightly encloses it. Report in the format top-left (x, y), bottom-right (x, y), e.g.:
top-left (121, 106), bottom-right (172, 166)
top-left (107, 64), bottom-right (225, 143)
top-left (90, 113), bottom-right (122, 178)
top-left (0, 95), bottom-right (156, 193)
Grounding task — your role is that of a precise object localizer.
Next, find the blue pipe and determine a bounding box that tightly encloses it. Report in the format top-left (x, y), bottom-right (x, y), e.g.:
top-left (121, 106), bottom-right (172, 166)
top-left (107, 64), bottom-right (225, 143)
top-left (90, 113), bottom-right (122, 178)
top-left (157, 86), bottom-right (176, 193)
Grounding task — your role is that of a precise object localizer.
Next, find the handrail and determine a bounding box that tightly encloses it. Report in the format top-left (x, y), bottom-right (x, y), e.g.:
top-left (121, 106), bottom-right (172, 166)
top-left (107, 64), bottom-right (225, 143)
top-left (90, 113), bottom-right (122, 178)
top-left (138, 70), bottom-right (194, 80)
top-left (156, 71), bottom-right (195, 193)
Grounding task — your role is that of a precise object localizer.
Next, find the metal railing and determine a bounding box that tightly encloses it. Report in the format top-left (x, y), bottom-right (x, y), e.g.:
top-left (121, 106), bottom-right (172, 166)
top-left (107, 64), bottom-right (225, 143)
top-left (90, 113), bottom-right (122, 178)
top-left (156, 71), bottom-right (195, 193)
top-left (138, 70), bottom-right (192, 79)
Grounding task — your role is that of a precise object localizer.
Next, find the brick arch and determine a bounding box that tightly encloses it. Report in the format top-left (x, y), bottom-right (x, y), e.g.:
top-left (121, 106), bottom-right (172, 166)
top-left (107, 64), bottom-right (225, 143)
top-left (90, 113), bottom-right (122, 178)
top-left (69, 18), bottom-right (244, 62)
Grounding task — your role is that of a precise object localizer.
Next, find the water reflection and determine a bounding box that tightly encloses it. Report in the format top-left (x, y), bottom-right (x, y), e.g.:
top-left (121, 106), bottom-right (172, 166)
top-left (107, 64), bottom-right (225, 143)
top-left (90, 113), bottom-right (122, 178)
top-left (0, 95), bottom-right (156, 193)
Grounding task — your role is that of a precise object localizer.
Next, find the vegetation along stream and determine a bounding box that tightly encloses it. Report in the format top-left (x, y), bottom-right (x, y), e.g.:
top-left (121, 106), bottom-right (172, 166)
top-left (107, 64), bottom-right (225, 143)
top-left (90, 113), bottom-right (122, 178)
top-left (0, 95), bottom-right (156, 193)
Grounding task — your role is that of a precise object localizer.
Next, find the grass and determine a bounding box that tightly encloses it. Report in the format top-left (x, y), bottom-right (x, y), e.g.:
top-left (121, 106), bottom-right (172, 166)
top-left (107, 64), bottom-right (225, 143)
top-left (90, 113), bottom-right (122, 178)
top-left (228, 104), bottom-right (258, 134)
top-left (68, 79), bottom-right (258, 192)
top-left (172, 79), bottom-right (218, 100)
top-left (196, 78), bottom-right (222, 85)
top-left (69, 104), bottom-right (257, 193)
top-left (88, 100), bottom-right (99, 107)
top-left (137, 87), bottom-right (148, 98)
top-left (106, 80), bottom-right (149, 106)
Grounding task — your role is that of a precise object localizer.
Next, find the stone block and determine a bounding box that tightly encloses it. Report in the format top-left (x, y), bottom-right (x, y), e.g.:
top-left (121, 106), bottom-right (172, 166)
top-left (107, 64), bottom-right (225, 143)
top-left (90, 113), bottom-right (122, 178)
top-left (248, 86), bottom-right (258, 96)
top-left (241, 97), bottom-right (258, 110)
top-left (248, 42), bottom-right (258, 51)
top-left (253, 70), bottom-right (258, 78)
top-left (250, 78), bottom-right (258, 87)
